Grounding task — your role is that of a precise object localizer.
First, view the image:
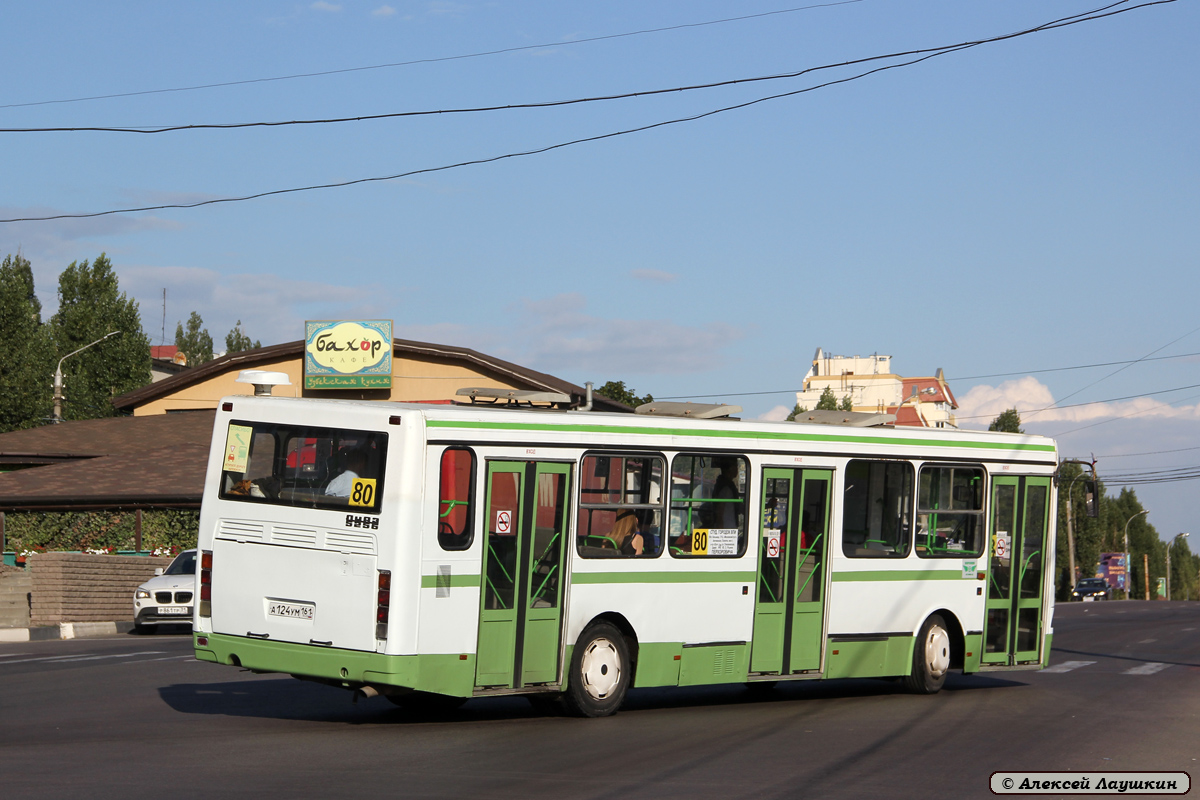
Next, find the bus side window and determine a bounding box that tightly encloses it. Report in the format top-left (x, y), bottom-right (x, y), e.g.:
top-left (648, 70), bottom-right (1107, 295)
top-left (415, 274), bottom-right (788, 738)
top-left (668, 454), bottom-right (748, 558)
top-left (576, 454), bottom-right (665, 558)
top-left (438, 448), bottom-right (476, 551)
top-left (841, 460), bottom-right (913, 558)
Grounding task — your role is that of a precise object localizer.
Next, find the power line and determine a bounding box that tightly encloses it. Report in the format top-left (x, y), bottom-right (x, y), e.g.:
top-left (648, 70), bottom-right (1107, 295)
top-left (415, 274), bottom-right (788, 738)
top-left (953, 351), bottom-right (1200, 381)
top-left (955, 382), bottom-right (1200, 421)
top-left (0, 2), bottom-right (864, 111)
top-left (0, 0), bottom-right (1169, 136)
top-left (1049, 391), bottom-right (1200, 437)
top-left (0, 0), bottom-right (1173, 224)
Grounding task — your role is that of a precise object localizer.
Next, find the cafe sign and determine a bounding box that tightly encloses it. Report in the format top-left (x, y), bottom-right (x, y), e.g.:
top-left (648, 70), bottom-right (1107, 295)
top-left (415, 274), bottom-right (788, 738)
top-left (304, 320), bottom-right (393, 389)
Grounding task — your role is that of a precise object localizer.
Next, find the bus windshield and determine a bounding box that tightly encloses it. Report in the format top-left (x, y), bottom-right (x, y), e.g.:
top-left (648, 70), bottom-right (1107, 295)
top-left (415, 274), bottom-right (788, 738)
top-left (218, 420), bottom-right (388, 513)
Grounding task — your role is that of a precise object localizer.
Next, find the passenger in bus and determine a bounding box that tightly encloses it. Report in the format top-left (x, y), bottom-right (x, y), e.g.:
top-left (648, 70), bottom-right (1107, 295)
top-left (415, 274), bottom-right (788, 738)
top-left (611, 511), bottom-right (644, 556)
top-left (325, 447), bottom-right (369, 497)
top-left (711, 458), bottom-right (741, 529)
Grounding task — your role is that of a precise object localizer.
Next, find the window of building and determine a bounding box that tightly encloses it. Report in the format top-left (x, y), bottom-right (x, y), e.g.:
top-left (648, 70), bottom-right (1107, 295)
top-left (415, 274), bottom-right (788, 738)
top-left (842, 460), bottom-right (913, 558)
top-left (576, 454), bottom-right (665, 558)
top-left (438, 448), bottom-right (476, 551)
top-left (915, 465), bottom-right (985, 557)
top-left (669, 454), bottom-right (748, 558)
top-left (218, 421), bottom-right (387, 514)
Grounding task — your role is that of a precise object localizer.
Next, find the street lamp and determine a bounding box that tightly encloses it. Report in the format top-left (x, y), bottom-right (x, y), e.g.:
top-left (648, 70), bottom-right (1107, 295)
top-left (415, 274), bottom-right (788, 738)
top-left (1166, 532), bottom-right (1189, 602)
top-left (52, 330), bottom-right (121, 423)
top-left (1123, 509), bottom-right (1149, 600)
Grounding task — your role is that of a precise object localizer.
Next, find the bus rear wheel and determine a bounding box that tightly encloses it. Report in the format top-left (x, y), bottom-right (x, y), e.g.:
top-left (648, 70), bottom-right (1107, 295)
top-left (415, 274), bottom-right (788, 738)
top-left (904, 614), bottom-right (950, 694)
top-left (565, 622), bottom-right (629, 718)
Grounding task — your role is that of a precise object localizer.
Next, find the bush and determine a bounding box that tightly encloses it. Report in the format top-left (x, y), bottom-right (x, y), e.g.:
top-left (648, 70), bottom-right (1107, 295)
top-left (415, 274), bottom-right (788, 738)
top-left (3, 509), bottom-right (199, 553)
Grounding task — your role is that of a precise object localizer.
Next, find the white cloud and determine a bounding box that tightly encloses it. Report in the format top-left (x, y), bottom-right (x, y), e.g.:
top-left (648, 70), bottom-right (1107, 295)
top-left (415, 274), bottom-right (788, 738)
top-left (630, 268), bottom-right (678, 284)
top-left (310, 2), bottom-right (342, 12)
top-left (372, 5), bottom-right (397, 16)
top-left (758, 405), bottom-right (793, 422)
top-left (957, 377), bottom-right (1200, 430)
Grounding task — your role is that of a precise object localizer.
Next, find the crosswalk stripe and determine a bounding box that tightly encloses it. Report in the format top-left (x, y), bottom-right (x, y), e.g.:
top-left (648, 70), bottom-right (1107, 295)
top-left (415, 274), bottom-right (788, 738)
top-left (1041, 660), bottom-right (1095, 673)
top-left (1123, 662), bottom-right (1169, 675)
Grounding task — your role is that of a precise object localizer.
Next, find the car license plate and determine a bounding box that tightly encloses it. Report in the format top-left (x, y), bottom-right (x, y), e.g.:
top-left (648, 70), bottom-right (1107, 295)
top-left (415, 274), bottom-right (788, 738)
top-left (158, 606), bottom-right (189, 615)
top-left (1083, 596), bottom-right (1095, 602)
top-left (268, 601), bottom-right (315, 621)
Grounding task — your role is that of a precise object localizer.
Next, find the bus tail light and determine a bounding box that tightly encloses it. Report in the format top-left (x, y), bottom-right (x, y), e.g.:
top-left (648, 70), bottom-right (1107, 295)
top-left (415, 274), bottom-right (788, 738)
top-left (376, 570), bottom-right (391, 640)
top-left (199, 550), bottom-right (213, 617)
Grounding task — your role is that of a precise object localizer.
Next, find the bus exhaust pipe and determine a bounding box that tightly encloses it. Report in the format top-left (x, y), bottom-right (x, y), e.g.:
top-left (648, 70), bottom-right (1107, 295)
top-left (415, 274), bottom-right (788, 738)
top-left (353, 685), bottom-right (381, 703)
top-left (579, 381), bottom-right (594, 412)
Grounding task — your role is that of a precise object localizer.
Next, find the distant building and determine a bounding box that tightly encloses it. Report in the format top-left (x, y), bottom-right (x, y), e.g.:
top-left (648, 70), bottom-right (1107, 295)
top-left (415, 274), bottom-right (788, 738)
top-left (795, 348), bottom-right (958, 428)
top-left (149, 345), bottom-right (190, 383)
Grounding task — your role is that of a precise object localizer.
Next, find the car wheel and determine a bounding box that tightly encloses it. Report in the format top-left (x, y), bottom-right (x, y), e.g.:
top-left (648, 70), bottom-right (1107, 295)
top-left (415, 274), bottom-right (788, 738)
top-left (564, 621), bottom-right (630, 717)
top-left (904, 614), bottom-right (951, 694)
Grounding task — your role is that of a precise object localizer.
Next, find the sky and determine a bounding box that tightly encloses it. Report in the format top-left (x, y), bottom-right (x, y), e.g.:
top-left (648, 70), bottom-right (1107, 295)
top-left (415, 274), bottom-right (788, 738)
top-left (2, 1), bottom-right (1197, 543)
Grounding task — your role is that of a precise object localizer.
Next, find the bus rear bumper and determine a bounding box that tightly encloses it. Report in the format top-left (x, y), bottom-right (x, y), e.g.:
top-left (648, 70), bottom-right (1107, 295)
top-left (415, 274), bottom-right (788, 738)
top-left (194, 632), bottom-right (476, 697)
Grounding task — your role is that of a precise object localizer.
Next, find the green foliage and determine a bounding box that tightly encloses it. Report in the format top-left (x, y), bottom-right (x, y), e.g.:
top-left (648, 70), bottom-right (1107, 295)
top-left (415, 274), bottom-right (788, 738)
top-left (815, 387), bottom-right (839, 411)
top-left (175, 310), bottom-right (214, 365)
top-left (0, 253), bottom-right (54, 432)
top-left (988, 408), bottom-right (1024, 433)
top-left (224, 319), bottom-right (261, 354)
top-left (839, 395), bottom-right (854, 412)
top-left (786, 404), bottom-right (807, 421)
top-left (595, 380), bottom-right (653, 408)
top-left (2, 509), bottom-right (200, 554)
top-left (49, 254), bottom-right (151, 420)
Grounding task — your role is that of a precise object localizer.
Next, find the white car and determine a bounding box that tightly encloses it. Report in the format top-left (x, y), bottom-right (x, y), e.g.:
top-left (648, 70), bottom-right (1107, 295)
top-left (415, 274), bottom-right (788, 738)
top-left (133, 550), bottom-right (196, 632)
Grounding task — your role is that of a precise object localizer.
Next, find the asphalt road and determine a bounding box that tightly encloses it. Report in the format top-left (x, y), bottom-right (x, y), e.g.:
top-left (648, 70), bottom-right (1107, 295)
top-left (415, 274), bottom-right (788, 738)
top-left (1, 602), bottom-right (1196, 799)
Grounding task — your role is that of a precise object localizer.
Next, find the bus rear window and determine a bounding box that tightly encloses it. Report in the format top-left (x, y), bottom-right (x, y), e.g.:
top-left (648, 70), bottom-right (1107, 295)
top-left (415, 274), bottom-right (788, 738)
top-left (218, 421), bottom-right (388, 513)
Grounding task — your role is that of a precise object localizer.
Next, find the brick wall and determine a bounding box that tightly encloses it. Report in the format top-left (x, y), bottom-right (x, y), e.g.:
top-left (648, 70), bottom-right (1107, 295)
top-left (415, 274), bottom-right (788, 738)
top-left (0, 568), bottom-right (31, 628)
top-left (29, 553), bottom-right (173, 626)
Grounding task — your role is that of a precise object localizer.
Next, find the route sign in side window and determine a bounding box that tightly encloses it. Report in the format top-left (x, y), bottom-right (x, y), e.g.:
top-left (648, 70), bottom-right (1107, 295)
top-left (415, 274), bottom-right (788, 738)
top-left (916, 465), bottom-right (985, 558)
top-left (668, 454), bottom-right (748, 558)
top-left (842, 460), bottom-right (913, 558)
top-left (218, 420), bottom-right (388, 514)
top-left (576, 454), bottom-right (665, 558)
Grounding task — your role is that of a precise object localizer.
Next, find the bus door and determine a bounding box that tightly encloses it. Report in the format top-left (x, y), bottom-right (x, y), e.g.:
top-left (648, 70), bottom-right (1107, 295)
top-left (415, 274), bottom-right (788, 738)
top-left (750, 468), bottom-right (832, 675)
top-left (982, 476), bottom-right (1051, 665)
top-left (475, 460), bottom-right (572, 688)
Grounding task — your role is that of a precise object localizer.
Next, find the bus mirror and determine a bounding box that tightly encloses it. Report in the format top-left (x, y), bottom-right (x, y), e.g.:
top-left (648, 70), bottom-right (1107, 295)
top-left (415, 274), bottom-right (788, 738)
top-left (1084, 480), bottom-right (1098, 518)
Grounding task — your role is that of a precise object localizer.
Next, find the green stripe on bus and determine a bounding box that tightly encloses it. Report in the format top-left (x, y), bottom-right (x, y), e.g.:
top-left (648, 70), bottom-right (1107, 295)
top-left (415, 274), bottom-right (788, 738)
top-left (419, 574), bottom-right (482, 589)
top-left (572, 571), bottom-right (756, 585)
top-left (833, 570), bottom-right (965, 582)
top-left (425, 419), bottom-right (1056, 452)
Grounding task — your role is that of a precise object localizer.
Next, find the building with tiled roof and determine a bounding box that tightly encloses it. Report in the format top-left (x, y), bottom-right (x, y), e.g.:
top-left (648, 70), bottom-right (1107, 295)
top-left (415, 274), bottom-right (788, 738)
top-left (795, 348), bottom-right (958, 428)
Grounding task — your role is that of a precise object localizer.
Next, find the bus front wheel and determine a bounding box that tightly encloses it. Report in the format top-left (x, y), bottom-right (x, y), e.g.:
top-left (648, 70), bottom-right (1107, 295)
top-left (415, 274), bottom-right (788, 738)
top-left (904, 614), bottom-right (950, 694)
top-left (565, 622), bottom-right (629, 717)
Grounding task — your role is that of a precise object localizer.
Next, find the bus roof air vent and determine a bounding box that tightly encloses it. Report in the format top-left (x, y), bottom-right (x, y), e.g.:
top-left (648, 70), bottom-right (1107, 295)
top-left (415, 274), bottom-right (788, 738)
top-left (790, 410), bottom-right (896, 427)
top-left (455, 387), bottom-right (574, 408)
top-left (634, 401), bottom-right (742, 420)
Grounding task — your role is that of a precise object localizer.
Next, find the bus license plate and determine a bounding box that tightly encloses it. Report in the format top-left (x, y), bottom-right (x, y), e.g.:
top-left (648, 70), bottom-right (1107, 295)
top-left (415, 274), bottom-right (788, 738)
top-left (268, 601), bottom-right (315, 621)
top-left (158, 606), bottom-right (189, 616)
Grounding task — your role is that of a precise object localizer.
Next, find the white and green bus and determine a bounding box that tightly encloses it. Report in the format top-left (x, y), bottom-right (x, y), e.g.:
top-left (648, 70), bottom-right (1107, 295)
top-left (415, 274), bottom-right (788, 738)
top-left (193, 389), bottom-right (1058, 716)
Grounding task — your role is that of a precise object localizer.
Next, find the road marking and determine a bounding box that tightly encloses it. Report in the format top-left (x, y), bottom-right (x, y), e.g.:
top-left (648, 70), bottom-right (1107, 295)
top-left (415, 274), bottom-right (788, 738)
top-left (1123, 662), bottom-right (1169, 675)
top-left (0, 653), bottom-right (33, 659)
top-left (1041, 660), bottom-right (1096, 673)
top-left (1138, 638), bottom-right (1158, 644)
top-left (0, 651), bottom-right (163, 666)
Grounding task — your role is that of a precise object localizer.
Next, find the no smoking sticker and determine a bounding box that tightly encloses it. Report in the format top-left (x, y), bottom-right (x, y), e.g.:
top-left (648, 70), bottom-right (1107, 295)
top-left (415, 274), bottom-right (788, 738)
top-left (495, 510), bottom-right (512, 534)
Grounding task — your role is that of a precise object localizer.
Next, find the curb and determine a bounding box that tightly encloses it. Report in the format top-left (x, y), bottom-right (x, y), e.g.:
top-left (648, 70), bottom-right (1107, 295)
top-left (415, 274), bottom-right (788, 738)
top-left (0, 621), bottom-right (138, 642)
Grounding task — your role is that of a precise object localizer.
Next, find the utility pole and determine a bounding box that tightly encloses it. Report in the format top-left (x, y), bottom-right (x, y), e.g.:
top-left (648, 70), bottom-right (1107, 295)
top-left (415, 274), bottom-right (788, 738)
top-left (1058, 459), bottom-right (1098, 591)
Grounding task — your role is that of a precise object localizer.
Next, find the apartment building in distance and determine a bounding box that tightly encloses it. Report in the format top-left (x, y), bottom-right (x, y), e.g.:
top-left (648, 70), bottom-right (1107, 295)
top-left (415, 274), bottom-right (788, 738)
top-left (794, 348), bottom-right (958, 428)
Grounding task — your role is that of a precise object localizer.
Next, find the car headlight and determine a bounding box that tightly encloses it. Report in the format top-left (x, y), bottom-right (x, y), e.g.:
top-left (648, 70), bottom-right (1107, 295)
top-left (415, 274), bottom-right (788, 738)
top-left (136, 589), bottom-right (151, 599)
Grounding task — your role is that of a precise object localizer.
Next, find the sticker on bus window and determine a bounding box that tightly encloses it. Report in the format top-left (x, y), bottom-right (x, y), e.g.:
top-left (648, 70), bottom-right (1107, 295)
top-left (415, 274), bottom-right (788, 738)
top-left (692, 528), bottom-right (738, 556)
top-left (765, 530), bottom-right (782, 559)
top-left (224, 424), bottom-right (253, 473)
top-left (349, 478), bottom-right (377, 507)
top-left (495, 509), bottom-right (513, 534)
top-left (993, 532), bottom-right (1010, 559)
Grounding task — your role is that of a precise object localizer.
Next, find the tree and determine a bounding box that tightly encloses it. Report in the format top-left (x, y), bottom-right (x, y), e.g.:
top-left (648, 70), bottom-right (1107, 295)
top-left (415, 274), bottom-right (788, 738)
top-left (48, 254), bottom-right (151, 421)
top-left (175, 311), bottom-right (214, 365)
top-left (839, 394), bottom-right (854, 412)
top-left (0, 253), bottom-right (54, 431)
top-left (595, 380), bottom-right (653, 408)
top-left (816, 387), bottom-right (840, 410)
top-left (786, 404), bottom-right (808, 421)
top-left (989, 408), bottom-right (1024, 433)
top-left (225, 320), bottom-right (261, 354)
